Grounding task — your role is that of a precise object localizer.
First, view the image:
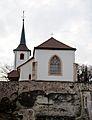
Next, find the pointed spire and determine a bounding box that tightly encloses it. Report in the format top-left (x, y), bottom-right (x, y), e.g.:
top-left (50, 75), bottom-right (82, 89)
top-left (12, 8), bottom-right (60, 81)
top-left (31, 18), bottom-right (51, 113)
top-left (20, 11), bottom-right (26, 45)
top-left (13, 11), bottom-right (31, 52)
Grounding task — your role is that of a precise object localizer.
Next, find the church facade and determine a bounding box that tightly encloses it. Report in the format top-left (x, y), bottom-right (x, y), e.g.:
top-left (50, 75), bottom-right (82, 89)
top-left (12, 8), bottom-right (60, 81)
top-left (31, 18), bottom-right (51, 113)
top-left (8, 19), bottom-right (77, 81)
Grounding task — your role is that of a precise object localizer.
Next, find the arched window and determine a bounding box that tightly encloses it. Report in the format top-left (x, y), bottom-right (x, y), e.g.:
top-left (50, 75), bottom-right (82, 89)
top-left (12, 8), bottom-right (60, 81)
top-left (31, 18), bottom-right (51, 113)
top-left (20, 53), bottom-right (24, 60)
top-left (49, 55), bottom-right (61, 75)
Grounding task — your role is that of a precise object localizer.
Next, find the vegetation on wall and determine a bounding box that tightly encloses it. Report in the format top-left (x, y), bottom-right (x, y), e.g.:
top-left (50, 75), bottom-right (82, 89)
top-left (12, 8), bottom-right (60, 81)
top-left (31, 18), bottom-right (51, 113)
top-left (77, 64), bottom-right (92, 82)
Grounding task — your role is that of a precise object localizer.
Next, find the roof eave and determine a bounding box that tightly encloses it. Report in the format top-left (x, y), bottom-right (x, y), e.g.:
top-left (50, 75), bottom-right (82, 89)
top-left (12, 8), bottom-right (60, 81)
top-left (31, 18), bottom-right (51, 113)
top-left (13, 49), bottom-right (31, 52)
top-left (13, 44), bottom-right (31, 52)
top-left (34, 47), bottom-right (76, 51)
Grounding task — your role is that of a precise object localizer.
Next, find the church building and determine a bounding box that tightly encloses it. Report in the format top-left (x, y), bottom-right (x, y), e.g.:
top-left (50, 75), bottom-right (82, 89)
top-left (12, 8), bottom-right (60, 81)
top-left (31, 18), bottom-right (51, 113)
top-left (8, 17), bottom-right (77, 81)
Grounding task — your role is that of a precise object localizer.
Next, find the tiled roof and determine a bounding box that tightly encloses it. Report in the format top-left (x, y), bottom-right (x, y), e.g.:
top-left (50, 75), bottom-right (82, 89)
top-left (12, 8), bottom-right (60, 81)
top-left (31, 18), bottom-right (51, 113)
top-left (35, 37), bottom-right (76, 50)
top-left (13, 44), bottom-right (30, 51)
top-left (8, 70), bottom-right (20, 81)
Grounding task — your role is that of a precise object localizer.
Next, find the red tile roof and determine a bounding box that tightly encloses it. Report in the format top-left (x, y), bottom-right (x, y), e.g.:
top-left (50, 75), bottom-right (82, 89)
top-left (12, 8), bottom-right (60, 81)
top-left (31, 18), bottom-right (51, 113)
top-left (8, 70), bottom-right (20, 81)
top-left (35, 37), bottom-right (76, 50)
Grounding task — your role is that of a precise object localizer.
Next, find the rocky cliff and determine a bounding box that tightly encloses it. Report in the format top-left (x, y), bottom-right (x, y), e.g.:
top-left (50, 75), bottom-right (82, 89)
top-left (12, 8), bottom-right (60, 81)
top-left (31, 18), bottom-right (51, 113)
top-left (0, 81), bottom-right (91, 120)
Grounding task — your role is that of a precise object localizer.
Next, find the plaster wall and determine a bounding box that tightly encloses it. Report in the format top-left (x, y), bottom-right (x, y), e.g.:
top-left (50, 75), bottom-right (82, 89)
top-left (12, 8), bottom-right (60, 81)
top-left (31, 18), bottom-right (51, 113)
top-left (14, 51), bottom-right (30, 69)
top-left (19, 59), bottom-right (34, 81)
top-left (34, 49), bottom-right (75, 81)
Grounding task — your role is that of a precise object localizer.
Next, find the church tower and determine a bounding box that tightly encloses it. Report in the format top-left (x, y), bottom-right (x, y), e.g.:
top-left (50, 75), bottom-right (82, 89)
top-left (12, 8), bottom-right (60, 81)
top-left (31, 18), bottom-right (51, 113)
top-left (13, 12), bottom-right (31, 69)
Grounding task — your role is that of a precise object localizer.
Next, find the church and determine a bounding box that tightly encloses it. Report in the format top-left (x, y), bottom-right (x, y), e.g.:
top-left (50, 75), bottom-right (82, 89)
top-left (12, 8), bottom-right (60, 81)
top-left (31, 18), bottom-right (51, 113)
top-left (8, 18), bottom-right (77, 81)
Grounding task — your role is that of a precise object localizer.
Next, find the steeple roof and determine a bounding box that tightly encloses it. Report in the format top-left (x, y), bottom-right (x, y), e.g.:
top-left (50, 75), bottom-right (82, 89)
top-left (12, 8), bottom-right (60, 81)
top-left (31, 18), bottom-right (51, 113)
top-left (20, 19), bottom-right (26, 45)
top-left (13, 18), bottom-right (30, 52)
top-left (35, 37), bottom-right (76, 51)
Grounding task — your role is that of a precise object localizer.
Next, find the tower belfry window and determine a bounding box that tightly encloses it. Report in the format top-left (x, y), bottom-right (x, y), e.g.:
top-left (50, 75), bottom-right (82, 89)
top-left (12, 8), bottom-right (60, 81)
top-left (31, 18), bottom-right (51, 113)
top-left (20, 53), bottom-right (24, 60)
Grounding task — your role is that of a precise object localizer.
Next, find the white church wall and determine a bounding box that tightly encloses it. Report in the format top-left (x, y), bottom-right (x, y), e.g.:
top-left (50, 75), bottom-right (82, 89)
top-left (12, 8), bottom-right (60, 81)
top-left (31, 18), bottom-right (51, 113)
top-left (19, 59), bottom-right (34, 81)
top-left (14, 51), bottom-right (30, 69)
top-left (34, 49), bottom-right (75, 81)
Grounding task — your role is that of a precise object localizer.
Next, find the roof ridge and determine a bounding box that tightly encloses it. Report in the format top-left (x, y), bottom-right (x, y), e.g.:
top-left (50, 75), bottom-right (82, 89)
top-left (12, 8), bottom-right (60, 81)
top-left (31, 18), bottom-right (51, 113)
top-left (51, 37), bottom-right (74, 48)
top-left (36, 37), bottom-right (53, 47)
top-left (36, 37), bottom-right (76, 50)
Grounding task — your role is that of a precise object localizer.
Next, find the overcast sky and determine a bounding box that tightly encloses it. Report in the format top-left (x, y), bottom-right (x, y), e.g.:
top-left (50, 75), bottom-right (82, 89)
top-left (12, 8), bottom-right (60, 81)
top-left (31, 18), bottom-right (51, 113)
top-left (0, 0), bottom-right (92, 66)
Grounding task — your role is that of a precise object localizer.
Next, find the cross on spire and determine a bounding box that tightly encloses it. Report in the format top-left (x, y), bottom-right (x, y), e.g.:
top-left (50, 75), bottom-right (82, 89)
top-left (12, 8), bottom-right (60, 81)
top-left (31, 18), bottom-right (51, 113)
top-left (22, 11), bottom-right (25, 22)
top-left (51, 33), bottom-right (54, 37)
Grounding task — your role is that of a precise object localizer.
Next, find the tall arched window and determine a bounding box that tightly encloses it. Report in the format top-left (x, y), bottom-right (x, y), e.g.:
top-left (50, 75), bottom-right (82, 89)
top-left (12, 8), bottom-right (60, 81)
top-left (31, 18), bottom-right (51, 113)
top-left (20, 53), bottom-right (24, 60)
top-left (49, 55), bottom-right (61, 75)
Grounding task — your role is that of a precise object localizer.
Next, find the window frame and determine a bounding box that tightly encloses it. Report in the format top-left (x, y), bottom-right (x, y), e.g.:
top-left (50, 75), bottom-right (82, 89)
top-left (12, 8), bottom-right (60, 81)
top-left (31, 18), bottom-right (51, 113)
top-left (20, 53), bottom-right (24, 60)
top-left (48, 55), bottom-right (62, 76)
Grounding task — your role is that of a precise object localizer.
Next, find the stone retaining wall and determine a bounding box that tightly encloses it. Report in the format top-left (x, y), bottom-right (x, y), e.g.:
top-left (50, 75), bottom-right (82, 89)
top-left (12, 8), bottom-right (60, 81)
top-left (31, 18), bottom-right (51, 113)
top-left (0, 81), bottom-right (91, 120)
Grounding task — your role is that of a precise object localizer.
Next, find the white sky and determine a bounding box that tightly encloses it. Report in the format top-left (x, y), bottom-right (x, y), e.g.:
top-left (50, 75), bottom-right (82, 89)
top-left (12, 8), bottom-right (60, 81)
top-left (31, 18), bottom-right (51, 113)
top-left (0, 0), bottom-right (92, 66)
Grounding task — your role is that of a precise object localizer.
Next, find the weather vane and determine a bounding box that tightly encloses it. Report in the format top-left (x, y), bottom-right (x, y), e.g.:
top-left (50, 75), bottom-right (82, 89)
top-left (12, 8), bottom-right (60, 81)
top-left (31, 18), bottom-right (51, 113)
top-left (51, 33), bottom-right (54, 37)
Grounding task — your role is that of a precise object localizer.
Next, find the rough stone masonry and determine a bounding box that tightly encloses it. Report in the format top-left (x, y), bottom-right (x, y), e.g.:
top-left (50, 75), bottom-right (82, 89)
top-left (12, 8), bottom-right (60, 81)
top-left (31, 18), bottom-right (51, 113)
top-left (0, 81), bottom-right (92, 120)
